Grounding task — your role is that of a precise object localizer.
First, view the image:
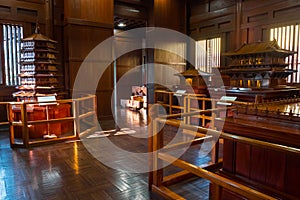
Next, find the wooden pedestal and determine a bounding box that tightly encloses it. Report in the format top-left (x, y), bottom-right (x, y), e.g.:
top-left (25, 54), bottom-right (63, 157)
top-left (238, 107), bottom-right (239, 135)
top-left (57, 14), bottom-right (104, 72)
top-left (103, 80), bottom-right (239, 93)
top-left (13, 104), bottom-right (73, 139)
top-left (214, 115), bottom-right (300, 199)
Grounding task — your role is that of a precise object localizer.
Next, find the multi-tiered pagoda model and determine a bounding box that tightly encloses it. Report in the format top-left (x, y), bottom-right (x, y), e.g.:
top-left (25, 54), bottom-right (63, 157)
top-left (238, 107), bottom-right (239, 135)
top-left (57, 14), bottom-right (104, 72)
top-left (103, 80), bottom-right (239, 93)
top-left (221, 40), bottom-right (300, 102)
top-left (13, 26), bottom-right (60, 101)
top-left (175, 67), bottom-right (212, 95)
top-left (11, 26), bottom-right (72, 140)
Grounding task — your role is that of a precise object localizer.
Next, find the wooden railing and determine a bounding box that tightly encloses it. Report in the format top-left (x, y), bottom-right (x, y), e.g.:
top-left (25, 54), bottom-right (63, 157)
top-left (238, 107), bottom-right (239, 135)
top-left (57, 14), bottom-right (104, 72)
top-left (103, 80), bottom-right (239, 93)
top-left (154, 90), bottom-right (254, 128)
top-left (1, 94), bottom-right (97, 148)
top-left (0, 102), bottom-right (10, 127)
top-left (235, 97), bottom-right (300, 122)
top-left (148, 107), bottom-right (300, 200)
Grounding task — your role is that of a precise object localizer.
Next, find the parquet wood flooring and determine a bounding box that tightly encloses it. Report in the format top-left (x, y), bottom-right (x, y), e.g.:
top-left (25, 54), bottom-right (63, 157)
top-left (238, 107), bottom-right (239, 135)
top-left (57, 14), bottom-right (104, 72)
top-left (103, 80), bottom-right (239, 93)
top-left (0, 115), bottom-right (210, 200)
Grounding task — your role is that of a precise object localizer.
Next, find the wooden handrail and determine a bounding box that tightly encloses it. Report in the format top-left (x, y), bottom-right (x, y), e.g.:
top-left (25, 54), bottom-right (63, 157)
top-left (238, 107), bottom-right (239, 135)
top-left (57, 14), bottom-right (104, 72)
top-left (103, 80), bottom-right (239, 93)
top-left (5, 94), bottom-right (97, 147)
top-left (8, 94), bottom-right (96, 105)
top-left (151, 115), bottom-right (300, 199)
top-left (158, 153), bottom-right (277, 200)
top-left (221, 132), bottom-right (300, 156)
top-left (155, 117), bottom-right (300, 156)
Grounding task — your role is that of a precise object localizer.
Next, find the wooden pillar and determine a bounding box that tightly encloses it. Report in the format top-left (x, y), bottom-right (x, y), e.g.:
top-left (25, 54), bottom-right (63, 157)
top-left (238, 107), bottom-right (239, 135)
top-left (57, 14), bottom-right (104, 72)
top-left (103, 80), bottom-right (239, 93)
top-left (235, 0), bottom-right (243, 48)
top-left (147, 0), bottom-right (187, 189)
top-left (45, 0), bottom-right (53, 38)
top-left (64, 0), bottom-right (114, 120)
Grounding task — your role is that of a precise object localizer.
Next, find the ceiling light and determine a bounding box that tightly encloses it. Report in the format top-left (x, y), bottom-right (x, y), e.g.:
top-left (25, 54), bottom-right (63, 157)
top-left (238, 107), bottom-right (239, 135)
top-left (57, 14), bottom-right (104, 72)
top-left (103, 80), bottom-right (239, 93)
top-left (118, 22), bottom-right (126, 27)
top-left (127, 8), bottom-right (140, 13)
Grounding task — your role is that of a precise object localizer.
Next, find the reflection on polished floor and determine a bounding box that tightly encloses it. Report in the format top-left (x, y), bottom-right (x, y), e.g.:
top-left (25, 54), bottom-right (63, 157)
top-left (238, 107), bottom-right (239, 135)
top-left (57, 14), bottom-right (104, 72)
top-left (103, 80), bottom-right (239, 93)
top-left (0, 108), bottom-right (210, 200)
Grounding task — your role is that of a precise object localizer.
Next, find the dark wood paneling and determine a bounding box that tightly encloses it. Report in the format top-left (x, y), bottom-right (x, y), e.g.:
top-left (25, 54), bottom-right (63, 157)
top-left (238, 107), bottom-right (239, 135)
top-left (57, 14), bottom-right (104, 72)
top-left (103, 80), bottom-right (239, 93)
top-left (64, 0), bottom-right (114, 119)
top-left (0, 0), bottom-right (45, 23)
top-left (189, 0), bottom-right (300, 55)
top-left (68, 61), bottom-right (81, 91)
top-left (188, 0), bottom-right (236, 40)
top-left (241, 0), bottom-right (300, 43)
top-left (188, 0), bottom-right (236, 55)
top-left (265, 150), bottom-right (286, 190)
top-left (249, 146), bottom-right (266, 184)
top-left (285, 154), bottom-right (300, 197)
top-left (116, 51), bottom-right (142, 78)
top-left (65, 24), bottom-right (113, 61)
top-left (64, 0), bottom-right (113, 25)
top-left (235, 143), bottom-right (250, 178)
top-left (53, 0), bottom-right (64, 92)
top-left (153, 0), bottom-right (186, 33)
top-left (0, 5), bottom-right (11, 13)
top-left (221, 139), bottom-right (235, 173)
top-left (221, 189), bottom-right (247, 200)
top-left (210, 0), bottom-right (236, 12)
top-left (17, 0), bottom-right (44, 4)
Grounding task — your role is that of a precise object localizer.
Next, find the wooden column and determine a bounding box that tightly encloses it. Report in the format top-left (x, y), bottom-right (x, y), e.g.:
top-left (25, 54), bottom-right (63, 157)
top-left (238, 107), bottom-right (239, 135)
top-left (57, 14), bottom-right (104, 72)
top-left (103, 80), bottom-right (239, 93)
top-left (64, 0), bottom-right (114, 120)
top-left (45, 0), bottom-right (53, 38)
top-left (147, 0), bottom-right (187, 189)
top-left (235, 0), bottom-right (242, 48)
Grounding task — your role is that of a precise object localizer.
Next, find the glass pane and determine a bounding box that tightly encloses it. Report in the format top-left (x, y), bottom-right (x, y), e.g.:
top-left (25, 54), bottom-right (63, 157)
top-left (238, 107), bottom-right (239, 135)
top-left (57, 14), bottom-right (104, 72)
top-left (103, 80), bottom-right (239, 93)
top-left (196, 37), bottom-right (221, 73)
top-left (2, 24), bottom-right (23, 86)
top-left (271, 24), bottom-right (300, 83)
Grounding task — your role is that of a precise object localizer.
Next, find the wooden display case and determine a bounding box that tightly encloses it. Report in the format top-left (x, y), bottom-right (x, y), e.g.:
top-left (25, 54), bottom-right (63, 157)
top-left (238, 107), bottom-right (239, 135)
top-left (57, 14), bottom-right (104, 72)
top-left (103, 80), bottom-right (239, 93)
top-left (12, 103), bottom-right (72, 139)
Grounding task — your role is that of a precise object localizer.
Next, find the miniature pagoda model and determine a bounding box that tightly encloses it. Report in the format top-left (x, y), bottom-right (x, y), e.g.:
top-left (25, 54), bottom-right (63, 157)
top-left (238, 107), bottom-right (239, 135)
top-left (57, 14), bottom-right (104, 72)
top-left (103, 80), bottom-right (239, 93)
top-left (13, 25), bottom-right (60, 101)
top-left (175, 67), bottom-right (211, 95)
top-left (221, 39), bottom-right (299, 101)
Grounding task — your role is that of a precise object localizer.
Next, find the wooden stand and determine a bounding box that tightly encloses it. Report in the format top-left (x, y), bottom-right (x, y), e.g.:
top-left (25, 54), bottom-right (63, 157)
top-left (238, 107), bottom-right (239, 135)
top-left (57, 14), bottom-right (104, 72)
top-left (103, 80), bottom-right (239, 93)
top-left (12, 104), bottom-right (72, 139)
top-left (214, 111), bottom-right (300, 199)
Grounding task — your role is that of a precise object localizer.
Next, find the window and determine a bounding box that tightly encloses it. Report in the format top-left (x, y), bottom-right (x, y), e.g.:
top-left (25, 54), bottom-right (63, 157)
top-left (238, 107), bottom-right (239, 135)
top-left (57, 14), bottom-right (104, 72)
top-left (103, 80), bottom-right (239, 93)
top-left (195, 37), bottom-right (221, 73)
top-left (1, 24), bottom-right (23, 86)
top-left (270, 24), bottom-right (300, 83)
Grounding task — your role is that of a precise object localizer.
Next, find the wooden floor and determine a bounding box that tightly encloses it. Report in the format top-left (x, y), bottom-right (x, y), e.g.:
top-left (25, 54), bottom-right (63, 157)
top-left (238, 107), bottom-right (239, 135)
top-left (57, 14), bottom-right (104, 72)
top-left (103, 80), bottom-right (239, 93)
top-left (0, 109), bottom-right (210, 200)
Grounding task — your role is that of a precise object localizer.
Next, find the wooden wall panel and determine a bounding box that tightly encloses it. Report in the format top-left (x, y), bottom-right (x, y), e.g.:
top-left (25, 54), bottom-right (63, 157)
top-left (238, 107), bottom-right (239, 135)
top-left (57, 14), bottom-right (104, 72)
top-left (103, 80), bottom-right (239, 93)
top-left (249, 146), bottom-right (266, 184)
top-left (114, 34), bottom-right (145, 105)
top-left (189, 0), bottom-right (236, 40)
top-left (96, 90), bottom-right (114, 120)
top-left (81, 0), bottom-right (113, 24)
top-left (64, 0), bottom-right (113, 25)
top-left (222, 139), bottom-right (235, 173)
top-left (17, 0), bottom-right (44, 4)
top-left (265, 150), bottom-right (286, 191)
top-left (0, 0), bottom-right (45, 24)
top-left (116, 51), bottom-right (143, 81)
top-left (65, 24), bottom-right (113, 61)
top-left (285, 154), bottom-right (300, 197)
top-left (189, 0), bottom-right (300, 59)
top-left (188, 0), bottom-right (237, 69)
top-left (210, 0), bottom-right (236, 12)
top-left (153, 0), bottom-right (186, 33)
top-left (241, 0), bottom-right (300, 43)
top-left (221, 189), bottom-right (247, 200)
top-left (64, 0), bottom-right (114, 119)
top-left (235, 143), bottom-right (250, 178)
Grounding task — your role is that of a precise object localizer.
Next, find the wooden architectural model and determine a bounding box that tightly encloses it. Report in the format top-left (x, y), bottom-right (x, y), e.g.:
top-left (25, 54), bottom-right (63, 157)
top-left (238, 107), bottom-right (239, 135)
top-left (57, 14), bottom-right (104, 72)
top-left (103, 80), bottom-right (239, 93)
top-left (221, 40), bottom-right (300, 102)
top-left (13, 26), bottom-right (61, 101)
top-left (11, 26), bottom-right (71, 140)
top-left (175, 67), bottom-right (211, 96)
